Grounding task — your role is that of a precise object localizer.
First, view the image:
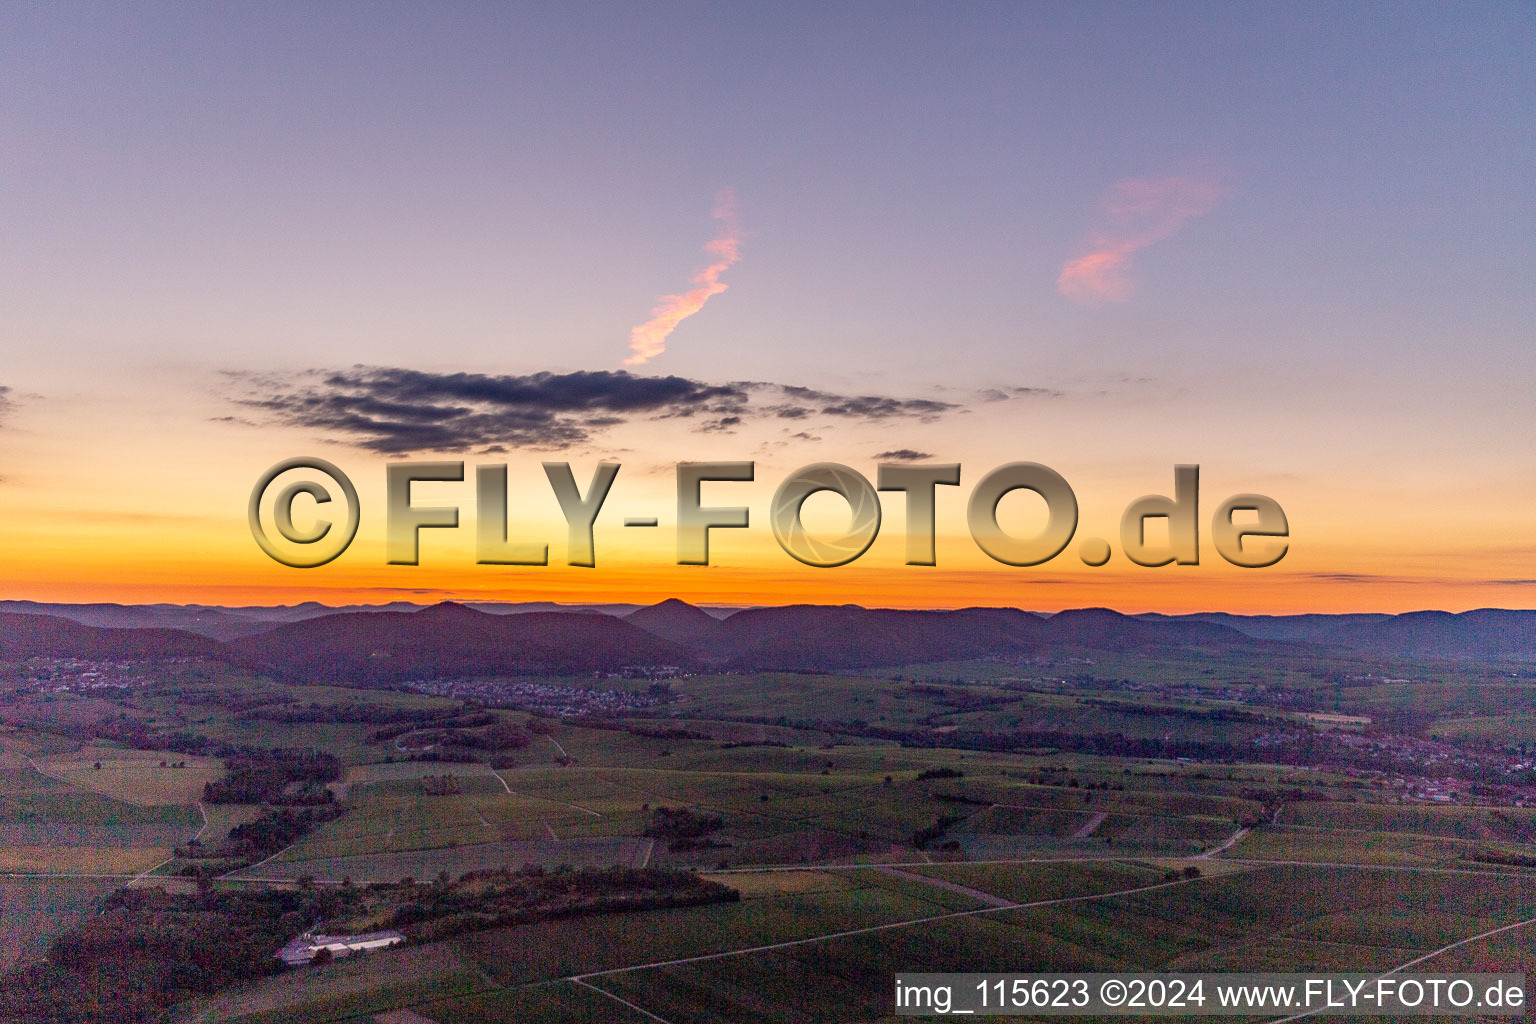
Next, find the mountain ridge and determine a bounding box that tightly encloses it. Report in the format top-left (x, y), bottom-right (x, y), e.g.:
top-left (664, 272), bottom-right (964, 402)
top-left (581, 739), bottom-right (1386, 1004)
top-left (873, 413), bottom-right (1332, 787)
top-left (4, 600), bottom-right (1535, 671)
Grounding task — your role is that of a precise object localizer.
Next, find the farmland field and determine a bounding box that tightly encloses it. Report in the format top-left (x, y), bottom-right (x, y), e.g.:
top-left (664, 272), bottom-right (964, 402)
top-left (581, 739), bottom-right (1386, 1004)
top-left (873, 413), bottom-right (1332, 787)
top-left (212, 862), bottom-right (1536, 1024)
top-left (0, 844), bottom-right (172, 874)
top-left (35, 746), bottom-right (224, 805)
top-left (228, 836), bottom-right (653, 883)
top-left (0, 791), bottom-right (199, 847)
top-left (6, 640), bottom-right (1536, 1023)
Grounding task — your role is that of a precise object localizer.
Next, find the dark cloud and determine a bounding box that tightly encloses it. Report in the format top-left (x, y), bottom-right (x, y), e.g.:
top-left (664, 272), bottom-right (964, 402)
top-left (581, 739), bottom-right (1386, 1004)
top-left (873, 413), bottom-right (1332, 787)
top-left (979, 385), bottom-right (1064, 401)
top-left (873, 449), bottom-right (934, 462)
top-left (0, 386), bottom-right (11, 423)
top-left (1301, 573), bottom-right (1443, 585)
top-left (1301, 573), bottom-right (1536, 588)
top-left (772, 384), bottom-right (954, 420)
top-left (766, 405), bottom-right (813, 419)
top-left (233, 367), bottom-right (961, 454)
top-left (233, 367), bottom-right (746, 454)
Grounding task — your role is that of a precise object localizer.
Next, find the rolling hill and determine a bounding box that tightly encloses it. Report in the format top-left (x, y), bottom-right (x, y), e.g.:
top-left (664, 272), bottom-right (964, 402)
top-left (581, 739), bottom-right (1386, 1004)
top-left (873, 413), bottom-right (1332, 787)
top-left (229, 602), bottom-right (696, 682)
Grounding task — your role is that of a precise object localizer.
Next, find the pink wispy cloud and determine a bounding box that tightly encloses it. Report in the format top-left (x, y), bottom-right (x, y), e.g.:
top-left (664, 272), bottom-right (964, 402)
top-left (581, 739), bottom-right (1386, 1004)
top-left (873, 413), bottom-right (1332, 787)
top-left (624, 189), bottom-right (741, 366)
top-left (1057, 175), bottom-right (1229, 304)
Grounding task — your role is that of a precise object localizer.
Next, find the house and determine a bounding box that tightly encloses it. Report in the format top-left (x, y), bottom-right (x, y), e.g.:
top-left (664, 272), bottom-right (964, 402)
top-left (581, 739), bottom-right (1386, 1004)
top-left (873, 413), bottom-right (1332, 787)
top-left (276, 930), bottom-right (405, 966)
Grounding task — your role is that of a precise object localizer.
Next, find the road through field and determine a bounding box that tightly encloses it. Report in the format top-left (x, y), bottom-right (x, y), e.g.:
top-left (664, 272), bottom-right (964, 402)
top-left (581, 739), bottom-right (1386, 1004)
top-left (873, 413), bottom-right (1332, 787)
top-left (491, 767), bottom-right (603, 817)
top-left (1071, 811), bottom-right (1109, 838)
top-left (704, 855), bottom-right (1534, 879)
top-left (572, 977), bottom-right (678, 1024)
top-left (22, 754), bottom-right (68, 788)
top-left (570, 869), bottom-right (1230, 985)
top-left (562, 861), bottom-right (1536, 1024)
top-left (1265, 913), bottom-right (1536, 1024)
top-left (876, 865), bottom-right (1015, 907)
top-left (130, 801), bottom-right (209, 885)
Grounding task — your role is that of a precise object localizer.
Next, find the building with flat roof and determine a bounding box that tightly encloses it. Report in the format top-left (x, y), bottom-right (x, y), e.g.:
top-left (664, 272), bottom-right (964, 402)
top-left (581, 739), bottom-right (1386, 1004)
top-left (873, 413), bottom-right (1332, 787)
top-left (276, 930), bottom-right (405, 966)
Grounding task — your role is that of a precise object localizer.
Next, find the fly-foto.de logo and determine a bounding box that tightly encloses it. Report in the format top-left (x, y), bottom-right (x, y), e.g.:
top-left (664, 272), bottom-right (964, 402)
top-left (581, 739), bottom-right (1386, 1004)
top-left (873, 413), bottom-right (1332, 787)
top-left (248, 460), bottom-right (1287, 571)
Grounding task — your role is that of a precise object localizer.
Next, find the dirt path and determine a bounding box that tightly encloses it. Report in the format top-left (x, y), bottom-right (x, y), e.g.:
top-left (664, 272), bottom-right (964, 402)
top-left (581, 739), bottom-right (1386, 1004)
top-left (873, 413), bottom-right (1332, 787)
top-left (1072, 811), bottom-right (1109, 838)
top-left (572, 978), bottom-right (678, 1024)
top-left (877, 865), bottom-right (1015, 908)
top-left (219, 832), bottom-right (301, 880)
top-left (490, 767), bottom-right (603, 817)
top-left (1199, 826), bottom-right (1250, 859)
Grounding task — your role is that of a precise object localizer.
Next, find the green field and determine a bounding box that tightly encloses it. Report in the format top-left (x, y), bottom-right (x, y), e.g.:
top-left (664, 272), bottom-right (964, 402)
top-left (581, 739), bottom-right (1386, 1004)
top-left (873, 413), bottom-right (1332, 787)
top-left (37, 746), bottom-right (225, 805)
top-left (229, 837), bottom-right (653, 884)
top-left (5, 651), bottom-right (1536, 1023)
top-left (190, 862), bottom-right (1536, 1024)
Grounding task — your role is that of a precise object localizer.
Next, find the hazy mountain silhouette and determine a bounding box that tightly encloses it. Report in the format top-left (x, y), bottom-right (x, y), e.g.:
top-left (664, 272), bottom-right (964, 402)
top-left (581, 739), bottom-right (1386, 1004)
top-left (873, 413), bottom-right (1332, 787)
top-left (0, 612), bottom-right (221, 660)
top-left (1147, 608), bottom-right (1536, 660)
top-left (624, 598), bottom-right (725, 647)
top-left (4, 600), bottom-right (1535, 681)
top-left (230, 602), bottom-right (694, 682)
top-left (617, 602), bottom-right (1260, 670)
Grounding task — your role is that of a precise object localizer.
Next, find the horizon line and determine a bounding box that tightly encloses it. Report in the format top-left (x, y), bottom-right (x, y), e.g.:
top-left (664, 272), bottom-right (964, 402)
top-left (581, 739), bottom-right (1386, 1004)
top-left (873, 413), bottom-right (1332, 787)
top-left (4, 596), bottom-right (1533, 619)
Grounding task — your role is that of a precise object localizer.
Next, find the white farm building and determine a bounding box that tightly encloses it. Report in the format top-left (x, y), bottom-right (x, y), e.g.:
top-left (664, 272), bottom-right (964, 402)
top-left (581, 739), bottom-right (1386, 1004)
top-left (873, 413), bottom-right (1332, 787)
top-left (276, 930), bottom-right (405, 966)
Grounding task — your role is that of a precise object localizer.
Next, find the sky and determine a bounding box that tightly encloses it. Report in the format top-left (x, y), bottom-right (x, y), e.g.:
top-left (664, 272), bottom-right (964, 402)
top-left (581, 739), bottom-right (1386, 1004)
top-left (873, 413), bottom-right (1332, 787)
top-left (0, 2), bottom-right (1533, 612)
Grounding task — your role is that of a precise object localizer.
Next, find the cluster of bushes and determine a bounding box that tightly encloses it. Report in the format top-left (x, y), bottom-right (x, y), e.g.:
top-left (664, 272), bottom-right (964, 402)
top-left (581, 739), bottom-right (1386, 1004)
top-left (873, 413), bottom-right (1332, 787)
top-left (1468, 848), bottom-right (1536, 868)
top-left (386, 865), bottom-right (738, 942)
top-left (0, 886), bottom-right (348, 1024)
top-left (202, 749), bottom-right (342, 805)
top-left (625, 724), bottom-right (712, 740)
top-left (180, 804), bottom-right (346, 867)
top-left (916, 767), bottom-right (965, 781)
top-left (249, 702), bottom-right (471, 726)
top-left (405, 747), bottom-right (483, 764)
top-left (1079, 697), bottom-right (1269, 723)
top-left (453, 719), bottom-right (532, 751)
top-left (912, 813), bottom-right (966, 851)
top-left (371, 710), bottom-right (495, 742)
top-left (421, 774), bottom-right (461, 796)
top-left (644, 806), bottom-right (727, 851)
top-left (381, 716), bottom-right (531, 766)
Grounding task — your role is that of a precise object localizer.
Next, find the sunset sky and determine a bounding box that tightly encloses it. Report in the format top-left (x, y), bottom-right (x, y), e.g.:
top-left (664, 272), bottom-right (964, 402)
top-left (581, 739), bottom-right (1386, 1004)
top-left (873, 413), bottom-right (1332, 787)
top-left (1, 3), bottom-right (1532, 612)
